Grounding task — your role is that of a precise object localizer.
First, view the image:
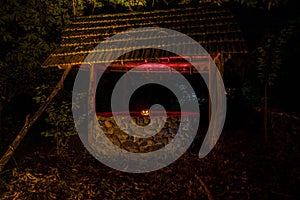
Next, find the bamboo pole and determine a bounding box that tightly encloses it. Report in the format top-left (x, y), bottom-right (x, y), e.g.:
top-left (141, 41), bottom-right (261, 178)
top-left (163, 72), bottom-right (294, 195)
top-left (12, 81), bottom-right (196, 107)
top-left (196, 175), bottom-right (214, 200)
top-left (0, 65), bottom-right (72, 172)
top-left (72, 0), bottom-right (77, 21)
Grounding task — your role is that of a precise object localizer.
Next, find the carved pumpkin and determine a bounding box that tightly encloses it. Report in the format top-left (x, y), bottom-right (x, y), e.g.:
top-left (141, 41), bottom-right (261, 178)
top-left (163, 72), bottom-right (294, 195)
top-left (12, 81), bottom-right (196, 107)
top-left (141, 109), bottom-right (149, 116)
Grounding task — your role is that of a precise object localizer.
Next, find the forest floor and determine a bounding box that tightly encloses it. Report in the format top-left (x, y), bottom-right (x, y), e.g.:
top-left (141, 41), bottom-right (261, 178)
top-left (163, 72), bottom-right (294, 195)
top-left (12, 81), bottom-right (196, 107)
top-left (0, 111), bottom-right (299, 200)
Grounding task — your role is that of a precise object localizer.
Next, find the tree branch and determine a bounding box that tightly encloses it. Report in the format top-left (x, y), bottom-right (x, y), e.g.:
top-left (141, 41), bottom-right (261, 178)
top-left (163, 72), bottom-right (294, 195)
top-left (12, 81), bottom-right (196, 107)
top-left (0, 65), bottom-right (72, 172)
top-left (195, 175), bottom-right (214, 200)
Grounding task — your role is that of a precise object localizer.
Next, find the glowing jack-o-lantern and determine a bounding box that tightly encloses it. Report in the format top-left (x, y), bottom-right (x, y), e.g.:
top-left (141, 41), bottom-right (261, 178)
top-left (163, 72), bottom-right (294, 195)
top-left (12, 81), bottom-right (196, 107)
top-left (141, 109), bottom-right (149, 116)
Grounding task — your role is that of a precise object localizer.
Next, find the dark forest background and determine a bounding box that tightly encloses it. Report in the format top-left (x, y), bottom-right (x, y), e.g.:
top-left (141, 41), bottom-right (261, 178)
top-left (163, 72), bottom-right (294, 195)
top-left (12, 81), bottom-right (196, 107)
top-left (1, 0), bottom-right (299, 139)
top-left (0, 0), bottom-right (299, 199)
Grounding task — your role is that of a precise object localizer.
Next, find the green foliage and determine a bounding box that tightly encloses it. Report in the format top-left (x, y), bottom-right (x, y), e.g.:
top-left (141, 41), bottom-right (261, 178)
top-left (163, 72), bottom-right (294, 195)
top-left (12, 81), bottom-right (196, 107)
top-left (33, 83), bottom-right (88, 154)
top-left (255, 21), bottom-right (296, 141)
top-left (0, 0), bottom-right (101, 147)
top-left (33, 84), bottom-right (78, 155)
top-left (224, 54), bottom-right (261, 104)
top-left (257, 22), bottom-right (295, 86)
top-left (33, 85), bottom-right (77, 138)
top-left (257, 41), bottom-right (281, 86)
top-left (0, 0), bottom-right (72, 104)
top-left (109, 0), bottom-right (147, 11)
top-left (0, 0), bottom-right (76, 135)
top-left (73, 0), bottom-right (104, 16)
top-left (200, 0), bottom-right (290, 10)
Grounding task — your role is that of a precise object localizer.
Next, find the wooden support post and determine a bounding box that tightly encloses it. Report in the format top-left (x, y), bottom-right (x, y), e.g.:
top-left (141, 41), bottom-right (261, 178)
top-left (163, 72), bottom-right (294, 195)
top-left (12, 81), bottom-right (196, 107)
top-left (88, 63), bottom-right (96, 142)
top-left (219, 54), bottom-right (225, 78)
top-left (91, 64), bottom-right (97, 112)
top-left (0, 65), bottom-right (72, 172)
top-left (208, 55), bottom-right (211, 124)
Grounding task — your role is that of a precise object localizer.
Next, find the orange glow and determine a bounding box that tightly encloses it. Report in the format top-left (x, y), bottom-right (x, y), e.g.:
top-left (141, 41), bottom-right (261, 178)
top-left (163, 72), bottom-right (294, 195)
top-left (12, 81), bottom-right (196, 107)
top-left (141, 109), bottom-right (149, 116)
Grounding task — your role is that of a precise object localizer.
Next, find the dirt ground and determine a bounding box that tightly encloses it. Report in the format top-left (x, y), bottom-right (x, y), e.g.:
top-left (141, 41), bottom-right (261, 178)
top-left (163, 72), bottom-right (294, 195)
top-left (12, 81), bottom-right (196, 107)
top-left (1, 117), bottom-right (299, 200)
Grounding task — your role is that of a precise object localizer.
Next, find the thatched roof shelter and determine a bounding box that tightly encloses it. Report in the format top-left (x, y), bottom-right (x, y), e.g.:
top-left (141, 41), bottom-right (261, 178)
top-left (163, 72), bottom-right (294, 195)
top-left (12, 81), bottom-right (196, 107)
top-left (42, 4), bottom-right (247, 75)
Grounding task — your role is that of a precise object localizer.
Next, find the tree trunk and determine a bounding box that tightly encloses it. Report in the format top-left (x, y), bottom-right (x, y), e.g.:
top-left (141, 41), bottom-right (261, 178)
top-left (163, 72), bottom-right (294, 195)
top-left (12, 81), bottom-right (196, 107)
top-left (72, 0), bottom-right (77, 21)
top-left (0, 103), bottom-right (3, 141)
top-left (0, 65), bottom-right (72, 172)
top-left (264, 83), bottom-right (268, 143)
top-left (127, 1), bottom-right (134, 12)
top-left (152, 0), bottom-right (156, 8)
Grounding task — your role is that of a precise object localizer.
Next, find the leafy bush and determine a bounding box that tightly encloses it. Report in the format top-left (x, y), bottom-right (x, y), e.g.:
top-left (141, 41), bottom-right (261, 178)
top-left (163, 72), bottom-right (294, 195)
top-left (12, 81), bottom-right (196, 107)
top-left (34, 84), bottom-right (77, 155)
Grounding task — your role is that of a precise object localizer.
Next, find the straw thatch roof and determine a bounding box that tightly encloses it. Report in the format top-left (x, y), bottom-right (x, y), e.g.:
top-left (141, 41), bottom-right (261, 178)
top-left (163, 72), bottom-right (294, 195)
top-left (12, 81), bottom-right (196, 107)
top-left (42, 4), bottom-right (247, 69)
